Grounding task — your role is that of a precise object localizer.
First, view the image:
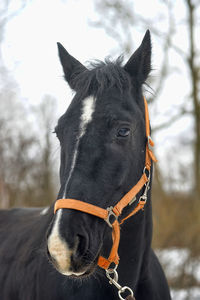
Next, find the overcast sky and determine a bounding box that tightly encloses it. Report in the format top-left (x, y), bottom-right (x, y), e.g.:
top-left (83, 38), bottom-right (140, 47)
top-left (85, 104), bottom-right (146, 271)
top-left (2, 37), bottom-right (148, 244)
top-left (3, 0), bottom-right (189, 111)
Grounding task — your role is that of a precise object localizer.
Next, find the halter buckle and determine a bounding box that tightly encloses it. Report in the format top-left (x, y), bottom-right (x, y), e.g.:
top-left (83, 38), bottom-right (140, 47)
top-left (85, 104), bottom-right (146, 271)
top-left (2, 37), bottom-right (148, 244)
top-left (105, 206), bottom-right (118, 228)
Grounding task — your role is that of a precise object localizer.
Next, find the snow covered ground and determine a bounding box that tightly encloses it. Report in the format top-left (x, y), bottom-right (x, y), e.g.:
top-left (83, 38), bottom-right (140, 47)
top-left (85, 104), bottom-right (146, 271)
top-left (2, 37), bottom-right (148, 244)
top-left (171, 287), bottom-right (200, 300)
top-left (156, 248), bottom-right (200, 300)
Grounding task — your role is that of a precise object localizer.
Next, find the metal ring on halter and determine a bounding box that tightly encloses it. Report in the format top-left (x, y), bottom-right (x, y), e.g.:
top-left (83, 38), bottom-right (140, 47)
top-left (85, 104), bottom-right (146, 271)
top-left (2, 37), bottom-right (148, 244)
top-left (104, 206), bottom-right (118, 228)
top-left (106, 263), bottom-right (118, 274)
top-left (143, 166), bottom-right (151, 181)
top-left (118, 286), bottom-right (134, 300)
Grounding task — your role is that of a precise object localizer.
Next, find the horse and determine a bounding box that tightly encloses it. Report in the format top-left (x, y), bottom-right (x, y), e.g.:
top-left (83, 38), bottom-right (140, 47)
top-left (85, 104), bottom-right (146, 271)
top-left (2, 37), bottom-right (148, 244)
top-left (0, 30), bottom-right (171, 300)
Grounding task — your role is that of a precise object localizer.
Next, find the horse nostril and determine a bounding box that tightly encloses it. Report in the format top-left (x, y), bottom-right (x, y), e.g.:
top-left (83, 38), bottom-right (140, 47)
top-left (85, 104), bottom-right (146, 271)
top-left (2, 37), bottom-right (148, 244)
top-left (46, 247), bottom-right (51, 259)
top-left (74, 234), bottom-right (88, 258)
top-left (69, 234), bottom-right (89, 273)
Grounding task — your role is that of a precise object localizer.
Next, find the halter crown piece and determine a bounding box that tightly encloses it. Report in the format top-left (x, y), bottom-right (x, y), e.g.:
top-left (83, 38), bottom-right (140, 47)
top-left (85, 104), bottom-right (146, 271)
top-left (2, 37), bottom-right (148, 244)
top-left (54, 97), bottom-right (157, 300)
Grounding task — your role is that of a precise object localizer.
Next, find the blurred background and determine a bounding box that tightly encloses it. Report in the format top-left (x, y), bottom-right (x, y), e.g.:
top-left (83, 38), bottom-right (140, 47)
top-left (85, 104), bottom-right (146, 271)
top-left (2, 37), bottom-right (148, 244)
top-left (0, 0), bottom-right (199, 299)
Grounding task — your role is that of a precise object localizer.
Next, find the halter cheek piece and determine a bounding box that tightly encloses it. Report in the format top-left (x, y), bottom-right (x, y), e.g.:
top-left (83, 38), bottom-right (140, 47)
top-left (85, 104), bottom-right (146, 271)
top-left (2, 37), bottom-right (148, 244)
top-left (54, 97), bottom-right (157, 300)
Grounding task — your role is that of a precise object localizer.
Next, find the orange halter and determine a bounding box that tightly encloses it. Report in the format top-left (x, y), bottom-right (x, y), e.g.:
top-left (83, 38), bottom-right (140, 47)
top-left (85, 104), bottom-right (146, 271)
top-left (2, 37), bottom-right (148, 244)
top-left (54, 97), bottom-right (157, 270)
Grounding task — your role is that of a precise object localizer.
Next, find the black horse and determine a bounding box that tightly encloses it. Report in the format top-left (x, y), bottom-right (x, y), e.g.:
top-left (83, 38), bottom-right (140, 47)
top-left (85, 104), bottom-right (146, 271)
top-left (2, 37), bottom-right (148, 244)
top-left (0, 31), bottom-right (171, 300)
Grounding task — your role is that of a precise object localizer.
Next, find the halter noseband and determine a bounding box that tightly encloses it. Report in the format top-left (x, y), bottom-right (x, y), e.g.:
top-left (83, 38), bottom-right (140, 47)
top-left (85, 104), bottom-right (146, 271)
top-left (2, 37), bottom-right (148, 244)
top-left (54, 97), bottom-right (157, 271)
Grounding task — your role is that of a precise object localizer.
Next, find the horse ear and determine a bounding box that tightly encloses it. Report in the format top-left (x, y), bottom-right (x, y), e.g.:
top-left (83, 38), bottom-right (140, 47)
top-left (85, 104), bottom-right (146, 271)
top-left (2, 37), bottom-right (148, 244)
top-left (124, 30), bottom-right (151, 85)
top-left (57, 42), bottom-right (87, 90)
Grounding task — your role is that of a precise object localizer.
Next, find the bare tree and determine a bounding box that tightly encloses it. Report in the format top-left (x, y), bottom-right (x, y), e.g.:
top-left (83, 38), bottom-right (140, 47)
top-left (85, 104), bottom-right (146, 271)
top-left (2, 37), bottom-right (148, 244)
top-left (185, 0), bottom-right (200, 200)
top-left (36, 95), bottom-right (58, 207)
top-left (0, 2), bottom-right (58, 208)
top-left (0, 94), bottom-right (57, 208)
top-left (0, 101), bottom-right (38, 207)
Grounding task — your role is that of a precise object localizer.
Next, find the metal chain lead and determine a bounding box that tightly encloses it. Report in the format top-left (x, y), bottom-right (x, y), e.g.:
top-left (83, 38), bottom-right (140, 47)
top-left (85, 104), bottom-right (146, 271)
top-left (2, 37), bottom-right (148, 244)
top-left (106, 268), bottom-right (134, 300)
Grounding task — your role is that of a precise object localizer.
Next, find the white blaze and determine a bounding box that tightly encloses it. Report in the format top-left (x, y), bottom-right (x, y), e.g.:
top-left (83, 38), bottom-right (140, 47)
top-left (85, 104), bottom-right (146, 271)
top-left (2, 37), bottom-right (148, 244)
top-left (80, 95), bottom-right (96, 138)
top-left (47, 210), bottom-right (72, 274)
top-left (63, 95), bottom-right (96, 197)
top-left (48, 96), bottom-right (96, 275)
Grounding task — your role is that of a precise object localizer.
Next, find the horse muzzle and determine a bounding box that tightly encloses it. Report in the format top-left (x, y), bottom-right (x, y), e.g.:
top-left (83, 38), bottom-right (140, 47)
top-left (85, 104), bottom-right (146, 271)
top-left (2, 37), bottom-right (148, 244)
top-left (47, 209), bottom-right (101, 277)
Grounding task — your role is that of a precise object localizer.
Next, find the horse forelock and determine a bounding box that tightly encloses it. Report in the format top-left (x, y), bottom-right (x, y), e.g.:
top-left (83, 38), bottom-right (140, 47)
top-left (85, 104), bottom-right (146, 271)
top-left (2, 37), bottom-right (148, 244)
top-left (71, 57), bottom-right (131, 97)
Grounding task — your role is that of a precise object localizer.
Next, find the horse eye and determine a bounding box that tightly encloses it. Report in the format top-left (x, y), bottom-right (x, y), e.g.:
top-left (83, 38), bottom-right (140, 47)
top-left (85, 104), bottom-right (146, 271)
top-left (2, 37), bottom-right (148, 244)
top-left (117, 128), bottom-right (130, 137)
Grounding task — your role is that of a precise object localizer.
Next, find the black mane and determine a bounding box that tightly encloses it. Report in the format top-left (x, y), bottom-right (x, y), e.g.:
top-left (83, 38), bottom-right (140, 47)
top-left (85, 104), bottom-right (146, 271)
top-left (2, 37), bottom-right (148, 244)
top-left (70, 57), bottom-right (131, 96)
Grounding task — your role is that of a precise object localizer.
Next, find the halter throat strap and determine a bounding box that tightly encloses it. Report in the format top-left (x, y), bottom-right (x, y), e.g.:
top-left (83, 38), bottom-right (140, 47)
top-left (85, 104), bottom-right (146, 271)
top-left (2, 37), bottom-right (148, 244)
top-left (54, 97), bottom-right (157, 270)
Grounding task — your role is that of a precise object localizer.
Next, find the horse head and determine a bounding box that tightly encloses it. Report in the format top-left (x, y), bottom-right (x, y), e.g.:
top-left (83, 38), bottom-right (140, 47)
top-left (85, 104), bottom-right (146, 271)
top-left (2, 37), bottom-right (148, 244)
top-left (47, 30), bottom-right (152, 278)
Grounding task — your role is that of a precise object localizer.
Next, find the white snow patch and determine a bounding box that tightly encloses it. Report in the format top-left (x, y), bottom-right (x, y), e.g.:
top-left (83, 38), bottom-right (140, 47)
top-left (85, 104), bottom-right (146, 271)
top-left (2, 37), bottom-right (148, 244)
top-left (156, 248), bottom-right (200, 281)
top-left (171, 287), bottom-right (200, 300)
